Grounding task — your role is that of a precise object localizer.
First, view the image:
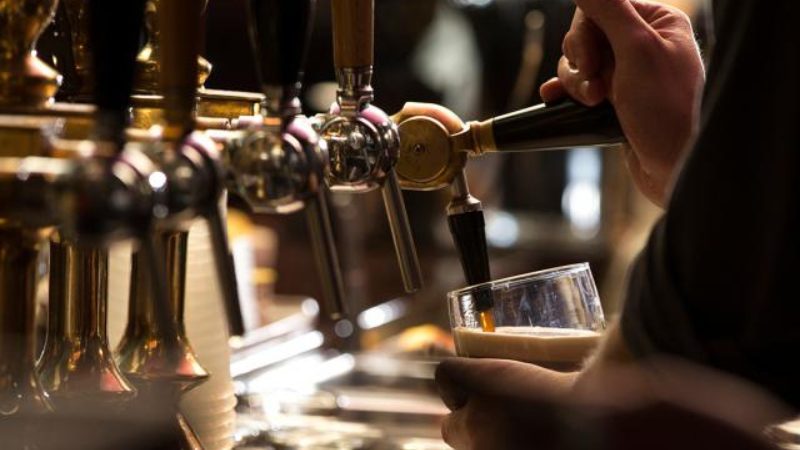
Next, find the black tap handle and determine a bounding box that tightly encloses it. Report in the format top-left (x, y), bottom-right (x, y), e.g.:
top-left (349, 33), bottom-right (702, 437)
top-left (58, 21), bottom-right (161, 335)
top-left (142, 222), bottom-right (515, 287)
top-left (88, 0), bottom-right (147, 145)
top-left (447, 210), bottom-right (491, 283)
top-left (490, 99), bottom-right (625, 152)
top-left (247, 0), bottom-right (316, 91)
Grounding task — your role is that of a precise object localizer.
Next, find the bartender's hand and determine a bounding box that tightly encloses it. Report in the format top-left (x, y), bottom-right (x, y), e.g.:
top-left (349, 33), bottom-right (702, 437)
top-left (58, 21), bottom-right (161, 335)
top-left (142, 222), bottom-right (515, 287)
top-left (541, 0), bottom-right (704, 206)
top-left (436, 358), bottom-right (787, 450)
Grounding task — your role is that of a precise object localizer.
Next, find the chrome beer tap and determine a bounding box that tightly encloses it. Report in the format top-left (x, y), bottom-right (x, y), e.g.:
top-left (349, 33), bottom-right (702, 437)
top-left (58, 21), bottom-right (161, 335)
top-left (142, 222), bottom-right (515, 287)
top-left (229, 0), bottom-right (346, 317)
top-left (314, 0), bottom-right (423, 294)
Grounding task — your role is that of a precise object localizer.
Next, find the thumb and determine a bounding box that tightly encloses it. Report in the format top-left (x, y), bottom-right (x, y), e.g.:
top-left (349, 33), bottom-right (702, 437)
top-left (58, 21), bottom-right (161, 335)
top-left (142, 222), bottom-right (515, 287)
top-left (573, 0), bottom-right (652, 53)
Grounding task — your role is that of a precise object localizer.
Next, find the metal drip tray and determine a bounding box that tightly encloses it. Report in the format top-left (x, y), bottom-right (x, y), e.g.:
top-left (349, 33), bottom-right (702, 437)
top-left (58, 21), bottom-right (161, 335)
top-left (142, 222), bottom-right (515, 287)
top-left (234, 349), bottom-right (448, 450)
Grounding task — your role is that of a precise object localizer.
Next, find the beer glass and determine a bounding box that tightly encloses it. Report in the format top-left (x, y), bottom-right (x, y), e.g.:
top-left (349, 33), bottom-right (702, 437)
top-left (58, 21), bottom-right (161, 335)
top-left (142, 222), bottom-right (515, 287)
top-left (448, 263), bottom-right (606, 371)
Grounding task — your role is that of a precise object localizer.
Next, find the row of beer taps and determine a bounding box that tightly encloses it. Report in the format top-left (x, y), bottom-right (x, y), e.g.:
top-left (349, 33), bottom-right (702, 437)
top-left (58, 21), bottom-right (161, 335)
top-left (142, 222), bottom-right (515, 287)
top-left (1, 0), bottom-right (626, 447)
top-left (0, 0), bottom-right (430, 446)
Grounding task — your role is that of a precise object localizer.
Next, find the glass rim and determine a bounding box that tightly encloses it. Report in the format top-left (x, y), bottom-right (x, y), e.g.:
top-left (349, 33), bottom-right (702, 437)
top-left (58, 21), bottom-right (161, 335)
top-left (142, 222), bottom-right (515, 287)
top-left (448, 263), bottom-right (592, 298)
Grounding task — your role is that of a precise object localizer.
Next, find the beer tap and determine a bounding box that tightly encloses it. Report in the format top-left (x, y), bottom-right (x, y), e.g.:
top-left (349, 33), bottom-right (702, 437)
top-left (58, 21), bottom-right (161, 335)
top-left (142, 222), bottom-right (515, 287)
top-left (0, 0), bottom-right (74, 425)
top-left (233, 0), bottom-right (346, 317)
top-left (35, 0), bottom-right (175, 414)
top-left (395, 100), bottom-right (624, 189)
top-left (395, 99), bottom-right (624, 328)
top-left (116, 0), bottom-right (249, 443)
top-left (315, 0), bottom-right (423, 294)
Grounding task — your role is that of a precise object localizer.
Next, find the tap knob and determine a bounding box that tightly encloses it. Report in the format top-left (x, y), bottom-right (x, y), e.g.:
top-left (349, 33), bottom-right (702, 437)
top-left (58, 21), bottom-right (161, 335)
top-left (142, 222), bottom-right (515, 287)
top-left (319, 0), bottom-right (423, 293)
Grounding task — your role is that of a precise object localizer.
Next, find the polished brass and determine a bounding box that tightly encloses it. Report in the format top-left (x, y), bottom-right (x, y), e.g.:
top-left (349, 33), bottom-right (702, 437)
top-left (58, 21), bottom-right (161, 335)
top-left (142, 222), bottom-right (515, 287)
top-left (0, 0), bottom-right (61, 109)
top-left (196, 88), bottom-right (263, 120)
top-left (117, 230), bottom-right (208, 386)
top-left (59, 0), bottom-right (93, 101)
top-left (131, 92), bottom-right (255, 130)
top-left (135, 0), bottom-right (210, 95)
top-left (116, 230), bottom-right (208, 448)
top-left (37, 237), bottom-right (136, 411)
top-left (395, 116), bottom-right (466, 191)
top-left (0, 227), bottom-right (54, 418)
top-left (132, 0), bottom-right (262, 128)
top-left (394, 115), bottom-right (496, 191)
top-left (0, 115), bottom-right (62, 158)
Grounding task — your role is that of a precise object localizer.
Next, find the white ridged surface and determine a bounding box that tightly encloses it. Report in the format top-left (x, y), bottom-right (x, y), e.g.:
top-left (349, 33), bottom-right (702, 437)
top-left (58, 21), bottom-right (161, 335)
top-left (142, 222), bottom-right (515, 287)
top-left (107, 220), bottom-right (236, 450)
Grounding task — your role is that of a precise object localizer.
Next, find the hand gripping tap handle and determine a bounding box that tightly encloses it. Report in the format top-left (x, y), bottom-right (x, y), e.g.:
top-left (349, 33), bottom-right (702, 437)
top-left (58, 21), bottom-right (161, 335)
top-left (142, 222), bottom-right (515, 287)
top-left (331, 0), bottom-right (423, 292)
top-left (160, 0), bottom-right (246, 336)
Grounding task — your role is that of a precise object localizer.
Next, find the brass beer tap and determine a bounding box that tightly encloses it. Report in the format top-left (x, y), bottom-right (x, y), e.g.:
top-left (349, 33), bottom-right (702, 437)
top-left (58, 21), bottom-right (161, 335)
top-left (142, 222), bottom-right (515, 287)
top-left (117, 0), bottom-right (248, 445)
top-left (394, 99), bottom-right (625, 329)
top-left (315, 0), bottom-right (423, 294)
top-left (37, 235), bottom-right (137, 411)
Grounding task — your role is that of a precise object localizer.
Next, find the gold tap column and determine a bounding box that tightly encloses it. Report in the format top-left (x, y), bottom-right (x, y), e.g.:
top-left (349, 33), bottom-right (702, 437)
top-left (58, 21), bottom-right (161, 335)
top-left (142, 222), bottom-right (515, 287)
top-left (116, 230), bottom-right (208, 450)
top-left (37, 237), bottom-right (136, 411)
top-left (0, 227), bottom-right (53, 417)
top-left (0, 0), bottom-right (61, 109)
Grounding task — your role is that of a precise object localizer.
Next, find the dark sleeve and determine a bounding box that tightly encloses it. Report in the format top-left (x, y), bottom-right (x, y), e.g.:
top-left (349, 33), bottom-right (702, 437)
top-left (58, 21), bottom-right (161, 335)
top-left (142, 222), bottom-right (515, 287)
top-left (621, 0), bottom-right (800, 407)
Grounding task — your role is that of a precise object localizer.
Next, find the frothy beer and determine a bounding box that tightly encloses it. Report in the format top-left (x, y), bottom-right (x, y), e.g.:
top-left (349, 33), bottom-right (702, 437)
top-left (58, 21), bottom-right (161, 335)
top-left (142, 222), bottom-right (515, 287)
top-left (454, 326), bottom-right (601, 372)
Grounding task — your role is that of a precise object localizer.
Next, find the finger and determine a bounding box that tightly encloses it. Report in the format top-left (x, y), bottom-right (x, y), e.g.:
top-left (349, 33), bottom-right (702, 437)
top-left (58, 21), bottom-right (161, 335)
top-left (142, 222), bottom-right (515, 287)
top-left (437, 357), bottom-right (574, 401)
top-left (563, 9), bottom-right (607, 77)
top-left (436, 361), bottom-right (469, 411)
top-left (556, 56), bottom-right (607, 106)
top-left (572, 0), bottom-right (654, 53)
top-left (391, 102), bottom-right (466, 134)
top-left (539, 77), bottom-right (566, 103)
top-left (441, 409), bottom-right (471, 450)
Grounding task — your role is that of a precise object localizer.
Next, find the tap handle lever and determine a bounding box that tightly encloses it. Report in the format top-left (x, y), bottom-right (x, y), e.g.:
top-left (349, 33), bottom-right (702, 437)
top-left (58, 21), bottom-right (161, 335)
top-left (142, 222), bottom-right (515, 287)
top-left (159, 0), bottom-right (203, 134)
top-left (382, 171), bottom-right (423, 293)
top-left (305, 190), bottom-right (347, 318)
top-left (331, 0), bottom-right (373, 69)
top-left (479, 98), bottom-right (624, 154)
top-left (206, 203), bottom-right (247, 337)
top-left (88, 0), bottom-right (147, 147)
top-left (247, 0), bottom-right (316, 96)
